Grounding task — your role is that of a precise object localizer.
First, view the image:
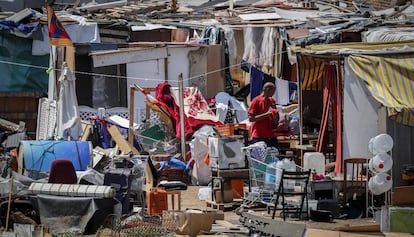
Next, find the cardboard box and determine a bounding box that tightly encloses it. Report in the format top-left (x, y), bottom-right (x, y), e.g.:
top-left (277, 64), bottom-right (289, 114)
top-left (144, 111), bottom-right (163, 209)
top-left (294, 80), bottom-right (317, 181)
top-left (214, 189), bottom-right (233, 203)
top-left (162, 210), bottom-right (216, 237)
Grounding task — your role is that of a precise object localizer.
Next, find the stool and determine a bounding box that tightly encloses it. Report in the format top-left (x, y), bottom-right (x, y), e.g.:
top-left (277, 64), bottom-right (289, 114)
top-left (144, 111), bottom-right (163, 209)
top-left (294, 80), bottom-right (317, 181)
top-left (167, 190), bottom-right (181, 210)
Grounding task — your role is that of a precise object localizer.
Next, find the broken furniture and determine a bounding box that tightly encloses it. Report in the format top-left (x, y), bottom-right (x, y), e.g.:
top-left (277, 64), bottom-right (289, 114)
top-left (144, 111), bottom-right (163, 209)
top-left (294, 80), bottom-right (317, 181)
top-left (342, 158), bottom-right (368, 213)
top-left (28, 183), bottom-right (115, 235)
top-left (145, 157), bottom-right (187, 212)
top-left (211, 168), bottom-right (250, 204)
top-left (310, 179), bottom-right (335, 200)
top-left (271, 169), bottom-right (311, 220)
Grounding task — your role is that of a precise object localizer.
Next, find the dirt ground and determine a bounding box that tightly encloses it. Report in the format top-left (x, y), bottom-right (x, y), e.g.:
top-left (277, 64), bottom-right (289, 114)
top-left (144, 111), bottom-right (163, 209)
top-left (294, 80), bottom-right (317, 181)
top-left (180, 185), bottom-right (383, 233)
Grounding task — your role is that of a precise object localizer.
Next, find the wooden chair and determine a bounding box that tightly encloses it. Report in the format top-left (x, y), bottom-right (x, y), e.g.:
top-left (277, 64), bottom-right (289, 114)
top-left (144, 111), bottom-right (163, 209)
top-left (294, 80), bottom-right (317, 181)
top-left (342, 158), bottom-right (368, 208)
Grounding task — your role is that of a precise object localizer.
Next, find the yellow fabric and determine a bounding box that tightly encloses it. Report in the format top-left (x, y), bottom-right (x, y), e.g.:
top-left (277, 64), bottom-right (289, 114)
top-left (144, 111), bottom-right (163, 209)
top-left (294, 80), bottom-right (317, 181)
top-left (292, 41), bottom-right (414, 53)
top-left (298, 55), bottom-right (326, 91)
top-left (347, 53), bottom-right (414, 126)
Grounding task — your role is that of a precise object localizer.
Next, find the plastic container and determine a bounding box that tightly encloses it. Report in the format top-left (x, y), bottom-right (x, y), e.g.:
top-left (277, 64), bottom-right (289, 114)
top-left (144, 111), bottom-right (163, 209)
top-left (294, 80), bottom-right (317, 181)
top-left (368, 173), bottom-right (392, 195)
top-left (231, 179), bottom-right (244, 199)
top-left (265, 160), bottom-right (278, 191)
top-left (369, 153), bottom-right (393, 173)
top-left (304, 152), bottom-right (325, 175)
top-left (275, 158), bottom-right (296, 191)
top-left (369, 133), bottom-right (394, 154)
top-left (148, 187), bottom-right (168, 215)
top-left (198, 187), bottom-right (212, 201)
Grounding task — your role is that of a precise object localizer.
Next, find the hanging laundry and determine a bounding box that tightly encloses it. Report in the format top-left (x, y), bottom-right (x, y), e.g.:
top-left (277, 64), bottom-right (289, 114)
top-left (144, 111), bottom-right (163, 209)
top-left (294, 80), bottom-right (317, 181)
top-left (215, 92), bottom-right (248, 123)
top-left (263, 73), bottom-right (276, 84)
top-left (250, 66), bottom-right (264, 101)
top-left (274, 78), bottom-right (290, 105)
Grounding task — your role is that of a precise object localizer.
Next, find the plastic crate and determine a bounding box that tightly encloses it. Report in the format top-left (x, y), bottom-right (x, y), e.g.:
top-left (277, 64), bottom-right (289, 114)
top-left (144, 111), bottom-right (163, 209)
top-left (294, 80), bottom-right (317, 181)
top-left (215, 123), bottom-right (247, 136)
top-left (158, 168), bottom-right (190, 184)
top-left (215, 124), bottom-right (235, 136)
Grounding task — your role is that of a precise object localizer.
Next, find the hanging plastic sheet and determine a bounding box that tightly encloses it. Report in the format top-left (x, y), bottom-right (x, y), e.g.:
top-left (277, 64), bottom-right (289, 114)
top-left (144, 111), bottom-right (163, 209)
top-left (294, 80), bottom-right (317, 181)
top-left (36, 194), bottom-right (96, 235)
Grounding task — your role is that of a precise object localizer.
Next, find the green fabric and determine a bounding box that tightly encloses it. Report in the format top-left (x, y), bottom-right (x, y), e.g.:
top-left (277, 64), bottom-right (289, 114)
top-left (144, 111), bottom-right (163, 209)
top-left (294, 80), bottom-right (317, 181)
top-left (0, 32), bottom-right (49, 92)
top-left (139, 125), bottom-right (165, 148)
top-left (389, 207), bottom-right (414, 233)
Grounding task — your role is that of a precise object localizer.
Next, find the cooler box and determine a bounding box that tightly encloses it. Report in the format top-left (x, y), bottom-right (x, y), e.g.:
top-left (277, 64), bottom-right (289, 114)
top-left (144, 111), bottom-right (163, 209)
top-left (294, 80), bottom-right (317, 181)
top-left (208, 136), bottom-right (245, 169)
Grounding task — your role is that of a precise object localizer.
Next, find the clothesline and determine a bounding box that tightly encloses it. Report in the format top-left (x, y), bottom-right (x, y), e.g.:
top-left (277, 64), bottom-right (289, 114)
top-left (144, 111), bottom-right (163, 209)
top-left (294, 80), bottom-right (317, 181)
top-left (0, 47), bottom-right (291, 83)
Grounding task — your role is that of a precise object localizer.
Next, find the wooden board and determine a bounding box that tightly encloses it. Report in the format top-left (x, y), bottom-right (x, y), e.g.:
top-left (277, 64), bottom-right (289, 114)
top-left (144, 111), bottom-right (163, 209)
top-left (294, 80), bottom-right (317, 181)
top-left (206, 200), bottom-right (236, 211)
top-left (215, 220), bottom-right (240, 230)
top-left (107, 125), bottom-right (139, 155)
top-left (392, 186), bottom-right (414, 206)
top-left (334, 224), bottom-right (380, 232)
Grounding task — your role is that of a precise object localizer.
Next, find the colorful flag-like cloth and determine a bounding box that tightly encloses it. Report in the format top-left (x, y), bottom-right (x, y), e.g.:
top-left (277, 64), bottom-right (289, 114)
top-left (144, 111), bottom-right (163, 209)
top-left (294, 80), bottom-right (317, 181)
top-left (47, 5), bottom-right (73, 46)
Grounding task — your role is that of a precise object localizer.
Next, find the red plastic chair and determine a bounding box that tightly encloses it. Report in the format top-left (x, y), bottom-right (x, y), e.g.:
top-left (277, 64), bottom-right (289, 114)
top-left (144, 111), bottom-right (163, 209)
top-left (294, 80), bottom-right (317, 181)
top-left (48, 159), bottom-right (78, 184)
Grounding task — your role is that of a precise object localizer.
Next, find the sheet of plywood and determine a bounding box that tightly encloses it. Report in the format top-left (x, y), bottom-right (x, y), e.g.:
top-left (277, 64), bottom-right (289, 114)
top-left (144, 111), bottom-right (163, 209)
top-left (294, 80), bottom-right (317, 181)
top-left (206, 45), bottom-right (226, 98)
top-left (334, 224), bottom-right (380, 232)
top-left (392, 186), bottom-right (414, 206)
top-left (306, 229), bottom-right (381, 237)
top-left (107, 125), bottom-right (139, 155)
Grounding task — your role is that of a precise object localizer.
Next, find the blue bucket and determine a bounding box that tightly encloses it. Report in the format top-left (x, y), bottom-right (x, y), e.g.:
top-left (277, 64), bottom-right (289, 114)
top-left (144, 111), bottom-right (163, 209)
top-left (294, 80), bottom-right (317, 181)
top-left (19, 140), bottom-right (92, 172)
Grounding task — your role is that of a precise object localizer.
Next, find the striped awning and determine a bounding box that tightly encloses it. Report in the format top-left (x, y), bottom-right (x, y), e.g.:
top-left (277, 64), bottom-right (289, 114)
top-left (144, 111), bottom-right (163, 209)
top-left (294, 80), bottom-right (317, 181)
top-left (298, 55), bottom-right (328, 91)
top-left (347, 53), bottom-right (414, 126)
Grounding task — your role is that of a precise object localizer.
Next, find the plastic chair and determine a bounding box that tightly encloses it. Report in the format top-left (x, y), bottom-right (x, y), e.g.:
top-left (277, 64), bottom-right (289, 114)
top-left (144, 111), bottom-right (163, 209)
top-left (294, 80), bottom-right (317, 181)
top-left (342, 158), bottom-right (368, 208)
top-left (48, 159), bottom-right (78, 184)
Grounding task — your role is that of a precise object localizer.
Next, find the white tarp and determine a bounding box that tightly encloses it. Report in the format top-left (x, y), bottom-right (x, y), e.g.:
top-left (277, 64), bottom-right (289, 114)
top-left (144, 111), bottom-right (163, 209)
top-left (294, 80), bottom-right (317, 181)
top-left (57, 62), bottom-right (82, 140)
top-left (362, 27), bottom-right (414, 42)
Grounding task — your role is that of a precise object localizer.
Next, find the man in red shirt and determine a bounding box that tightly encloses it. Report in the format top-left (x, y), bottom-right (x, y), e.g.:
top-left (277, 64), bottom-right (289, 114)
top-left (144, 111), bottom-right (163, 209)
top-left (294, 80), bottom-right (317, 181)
top-left (248, 82), bottom-right (279, 148)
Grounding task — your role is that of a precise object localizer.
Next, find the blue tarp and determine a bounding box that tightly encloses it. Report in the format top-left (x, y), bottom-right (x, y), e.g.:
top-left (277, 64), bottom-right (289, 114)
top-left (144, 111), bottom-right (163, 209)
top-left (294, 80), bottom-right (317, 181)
top-left (20, 140), bottom-right (92, 172)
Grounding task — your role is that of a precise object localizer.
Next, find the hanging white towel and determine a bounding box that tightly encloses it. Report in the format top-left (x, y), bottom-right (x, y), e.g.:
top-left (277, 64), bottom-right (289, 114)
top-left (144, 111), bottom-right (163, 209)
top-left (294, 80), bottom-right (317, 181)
top-left (274, 78), bottom-right (290, 105)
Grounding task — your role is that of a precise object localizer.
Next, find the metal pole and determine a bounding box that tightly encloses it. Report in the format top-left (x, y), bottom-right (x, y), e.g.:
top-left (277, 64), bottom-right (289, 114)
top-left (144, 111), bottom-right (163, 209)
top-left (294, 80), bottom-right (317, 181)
top-left (178, 73), bottom-right (186, 156)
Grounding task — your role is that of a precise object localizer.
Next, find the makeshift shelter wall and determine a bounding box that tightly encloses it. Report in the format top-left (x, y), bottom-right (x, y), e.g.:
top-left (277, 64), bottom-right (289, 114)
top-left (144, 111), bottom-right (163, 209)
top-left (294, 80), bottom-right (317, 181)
top-left (387, 118), bottom-right (414, 187)
top-left (75, 44), bottom-right (127, 108)
top-left (0, 32), bottom-right (49, 92)
top-left (126, 47), bottom-right (194, 123)
top-left (343, 62), bottom-right (382, 160)
top-left (297, 46), bottom-right (414, 186)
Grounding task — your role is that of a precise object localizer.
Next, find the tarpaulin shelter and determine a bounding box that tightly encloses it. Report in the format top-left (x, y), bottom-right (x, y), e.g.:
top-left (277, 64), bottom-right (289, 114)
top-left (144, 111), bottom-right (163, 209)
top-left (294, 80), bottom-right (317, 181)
top-left (292, 41), bottom-right (414, 183)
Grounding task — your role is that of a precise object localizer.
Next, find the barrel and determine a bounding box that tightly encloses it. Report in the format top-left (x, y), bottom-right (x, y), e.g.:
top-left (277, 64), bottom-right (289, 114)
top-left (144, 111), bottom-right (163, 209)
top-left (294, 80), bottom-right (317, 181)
top-left (19, 140), bottom-right (92, 172)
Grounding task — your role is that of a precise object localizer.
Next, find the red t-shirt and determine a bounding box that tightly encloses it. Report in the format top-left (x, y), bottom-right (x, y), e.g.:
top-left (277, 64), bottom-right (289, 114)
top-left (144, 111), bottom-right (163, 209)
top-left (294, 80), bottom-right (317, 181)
top-left (248, 96), bottom-right (278, 138)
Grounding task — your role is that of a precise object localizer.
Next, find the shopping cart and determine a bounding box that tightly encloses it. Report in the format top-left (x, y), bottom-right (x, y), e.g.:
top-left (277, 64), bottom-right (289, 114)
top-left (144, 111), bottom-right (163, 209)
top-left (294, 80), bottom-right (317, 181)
top-left (235, 142), bottom-right (278, 214)
top-left (236, 142), bottom-right (308, 216)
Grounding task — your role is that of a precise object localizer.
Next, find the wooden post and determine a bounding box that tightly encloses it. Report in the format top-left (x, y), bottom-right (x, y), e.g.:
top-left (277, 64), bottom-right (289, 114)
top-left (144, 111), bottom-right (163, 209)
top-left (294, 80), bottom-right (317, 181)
top-left (178, 73), bottom-right (186, 156)
top-left (229, 0), bottom-right (234, 17)
top-left (129, 86), bottom-right (136, 144)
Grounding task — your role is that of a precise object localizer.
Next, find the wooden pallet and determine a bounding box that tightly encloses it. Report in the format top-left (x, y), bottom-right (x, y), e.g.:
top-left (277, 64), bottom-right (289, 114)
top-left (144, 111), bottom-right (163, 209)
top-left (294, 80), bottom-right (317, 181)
top-left (206, 200), bottom-right (238, 211)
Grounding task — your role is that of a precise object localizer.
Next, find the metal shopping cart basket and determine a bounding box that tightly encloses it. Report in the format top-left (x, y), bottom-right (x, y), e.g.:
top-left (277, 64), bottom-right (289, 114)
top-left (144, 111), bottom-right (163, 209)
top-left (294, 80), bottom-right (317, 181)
top-left (236, 142), bottom-right (309, 216)
top-left (235, 142), bottom-right (278, 214)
